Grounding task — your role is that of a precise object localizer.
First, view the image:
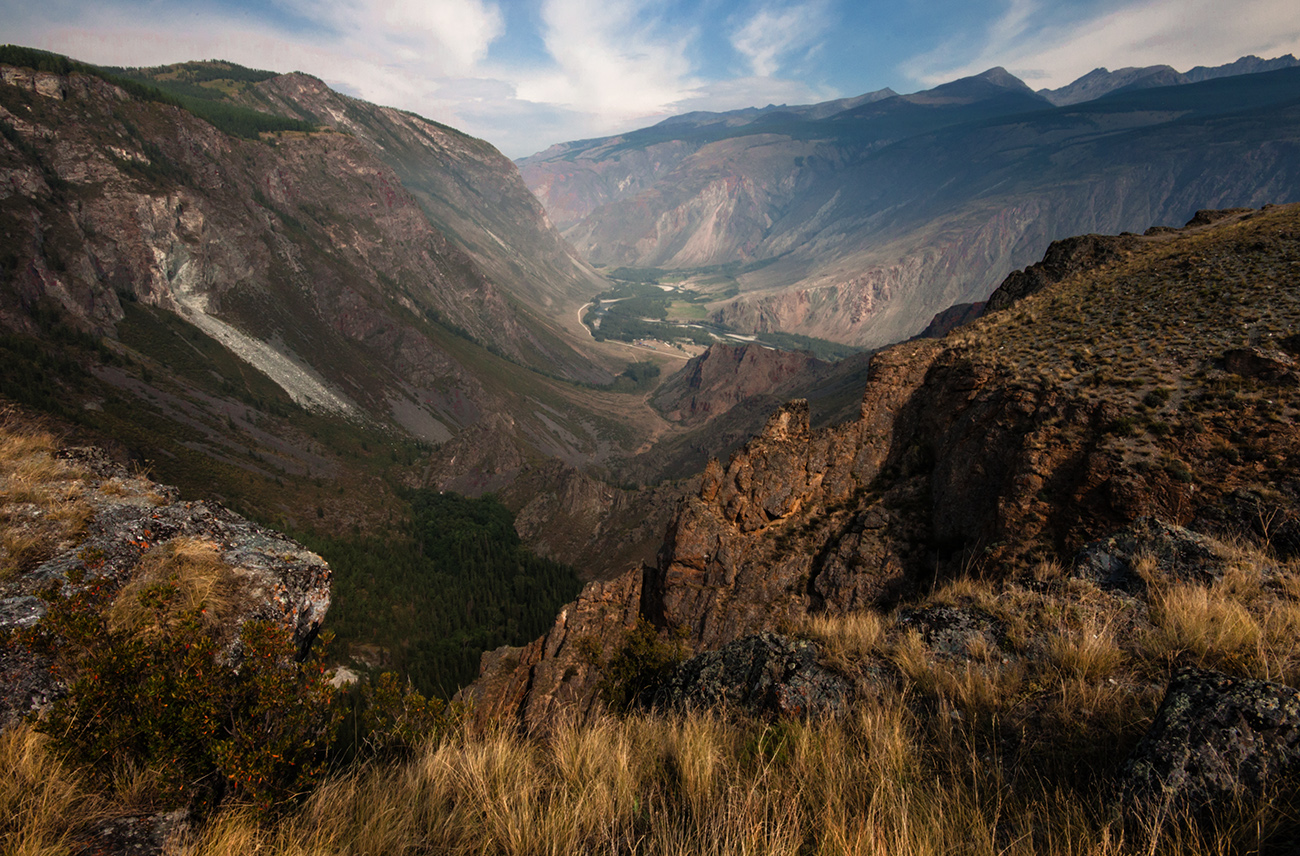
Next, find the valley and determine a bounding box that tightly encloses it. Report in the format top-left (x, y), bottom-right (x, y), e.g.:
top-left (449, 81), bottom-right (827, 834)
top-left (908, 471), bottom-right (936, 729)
top-left (5, 39), bottom-right (1300, 854)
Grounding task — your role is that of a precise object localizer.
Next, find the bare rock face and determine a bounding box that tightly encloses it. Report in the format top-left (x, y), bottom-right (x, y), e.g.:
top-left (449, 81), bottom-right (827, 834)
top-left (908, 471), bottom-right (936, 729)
top-left (653, 632), bottom-right (850, 719)
top-left (0, 446), bottom-right (330, 726)
top-left (496, 460), bottom-right (688, 581)
top-left (652, 343), bottom-right (826, 427)
top-left (1120, 667), bottom-right (1300, 819)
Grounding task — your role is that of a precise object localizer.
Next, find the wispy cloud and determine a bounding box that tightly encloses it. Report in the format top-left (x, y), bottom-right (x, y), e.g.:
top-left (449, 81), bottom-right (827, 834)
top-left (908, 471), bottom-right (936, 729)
top-left (906, 0), bottom-right (1300, 88)
top-left (731, 1), bottom-right (832, 77)
top-left (277, 0), bottom-right (504, 74)
top-left (514, 0), bottom-right (700, 120)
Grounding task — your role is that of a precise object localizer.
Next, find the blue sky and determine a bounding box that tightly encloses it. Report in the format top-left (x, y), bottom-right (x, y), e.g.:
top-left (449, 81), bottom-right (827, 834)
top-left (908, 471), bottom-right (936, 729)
top-left (4, 0), bottom-right (1299, 158)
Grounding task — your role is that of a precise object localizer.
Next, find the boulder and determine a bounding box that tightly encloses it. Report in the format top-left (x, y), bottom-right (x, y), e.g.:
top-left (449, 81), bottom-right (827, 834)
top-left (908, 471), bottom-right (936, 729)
top-left (1072, 518), bottom-right (1223, 591)
top-left (896, 605), bottom-right (1004, 658)
top-left (1119, 667), bottom-right (1300, 818)
top-left (653, 632), bottom-right (850, 718)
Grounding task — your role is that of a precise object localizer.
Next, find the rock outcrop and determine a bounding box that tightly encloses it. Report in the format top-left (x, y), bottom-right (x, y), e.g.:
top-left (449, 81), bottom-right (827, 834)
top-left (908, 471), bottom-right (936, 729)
top-left (1072, 518), bottom-right (1226, 592)
top-left (0, 445), bottom-right (330, 726)
top-left (1120, 667), bottom-right (1300, 818)
top-left (984, 234), bottom-right (1140, 312)
top-left (652, 632), bottom-right (850, 719)
top-left (652, 343), bottom-right (826, 428)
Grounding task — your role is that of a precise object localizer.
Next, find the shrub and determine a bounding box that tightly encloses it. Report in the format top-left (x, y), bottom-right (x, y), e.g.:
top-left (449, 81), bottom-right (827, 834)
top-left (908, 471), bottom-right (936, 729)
top-left (593, 619), bottom-right (688, 712)
top-left (31, 575), bottom-right (342, 817)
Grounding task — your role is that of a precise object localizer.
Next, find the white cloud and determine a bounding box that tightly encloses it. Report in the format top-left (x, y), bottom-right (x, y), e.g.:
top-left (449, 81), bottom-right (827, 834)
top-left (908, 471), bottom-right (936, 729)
top-left (907, 0), bottom-right (1300, 89)
top-left (514, 0), bottom-right (701, 121)
top-left (731, 1), bottom-right (832, 78)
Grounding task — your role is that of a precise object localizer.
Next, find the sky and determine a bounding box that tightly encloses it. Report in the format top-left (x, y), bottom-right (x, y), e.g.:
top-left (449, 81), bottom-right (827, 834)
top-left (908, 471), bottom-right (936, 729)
top-left (4, 0), bottom-right (1300, 158)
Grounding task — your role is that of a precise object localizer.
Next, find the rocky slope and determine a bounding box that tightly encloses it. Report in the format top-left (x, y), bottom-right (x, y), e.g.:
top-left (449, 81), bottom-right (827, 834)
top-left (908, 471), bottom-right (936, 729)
top-left (464, 203), bottom-right (1300, 729)
top-left (0, 425), bottom-right (331, 726)
top-left (522, 64), bottom-right (1300, 348)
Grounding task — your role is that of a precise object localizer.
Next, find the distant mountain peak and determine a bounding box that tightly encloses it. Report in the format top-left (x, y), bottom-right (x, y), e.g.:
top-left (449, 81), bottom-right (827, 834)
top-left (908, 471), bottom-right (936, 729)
top-left (1040, 53), bottom-right (1300, 105)
top-left (972, 66), bottom-right (1033, 90)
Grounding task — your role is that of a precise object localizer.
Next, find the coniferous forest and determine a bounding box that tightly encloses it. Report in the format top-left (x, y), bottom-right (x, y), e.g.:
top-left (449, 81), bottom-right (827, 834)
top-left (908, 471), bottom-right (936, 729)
top-left (298, 490), bottom-right (583, 697)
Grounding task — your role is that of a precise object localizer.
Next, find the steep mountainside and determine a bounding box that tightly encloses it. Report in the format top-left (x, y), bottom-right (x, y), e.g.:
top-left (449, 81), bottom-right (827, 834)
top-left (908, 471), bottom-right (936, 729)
top-left (0, 57), bottom-right (682, 484)
top-left (465, 203), bottom-right (1300, 728)
top-left (522, 65), bottom-right (1300, 349)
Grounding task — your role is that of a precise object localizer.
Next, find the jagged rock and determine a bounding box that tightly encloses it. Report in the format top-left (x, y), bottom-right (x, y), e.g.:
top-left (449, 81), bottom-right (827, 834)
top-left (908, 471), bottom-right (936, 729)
top-left (0, 446), bottom-right (330, 727)
top-left (653, 632), bottom-right (849, 719)
top-left (985, 234), bottom-right (1139, 312)
top-left (458, 568), bottom-right (644, 732)
top-left (1119, 667), bottom-right (1300, 818)
top-left (1072, 518), bottom-right (1223, 591)
top-left (1223, 347), bottom-right (1299, 386)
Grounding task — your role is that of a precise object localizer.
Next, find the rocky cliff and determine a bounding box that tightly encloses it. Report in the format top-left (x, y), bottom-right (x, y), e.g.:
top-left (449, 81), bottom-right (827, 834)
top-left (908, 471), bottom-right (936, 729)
top-left (464, 203), bottom-right (1300, 729)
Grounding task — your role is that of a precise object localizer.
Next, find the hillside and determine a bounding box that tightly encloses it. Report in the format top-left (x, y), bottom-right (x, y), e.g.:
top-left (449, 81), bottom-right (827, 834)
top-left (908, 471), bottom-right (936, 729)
top-left (522, 64), bottom-right (1300, 348)
top-left (0, 50), bottom-right (697, 508)
top-left (467, 202), bottom-right (1300, 725)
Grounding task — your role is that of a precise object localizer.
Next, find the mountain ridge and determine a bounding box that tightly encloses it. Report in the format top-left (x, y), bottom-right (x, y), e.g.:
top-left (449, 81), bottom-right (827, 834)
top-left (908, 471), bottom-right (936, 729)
top-left (521, 63), bottom-right (1300, 349)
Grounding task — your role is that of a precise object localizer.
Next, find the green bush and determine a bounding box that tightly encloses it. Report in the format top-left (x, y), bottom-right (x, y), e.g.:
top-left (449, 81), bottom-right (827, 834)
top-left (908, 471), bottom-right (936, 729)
top-left (31, 574), bottom-right (342, 817)
top-left (593, 619), bottom-right (687, 712)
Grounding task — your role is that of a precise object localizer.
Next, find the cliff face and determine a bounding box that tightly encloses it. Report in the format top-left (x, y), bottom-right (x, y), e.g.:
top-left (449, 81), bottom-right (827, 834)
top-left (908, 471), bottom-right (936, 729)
top-left (651, 343), bottom-right (826, 427)
top-left (465, 204), bottom-right (1300, 729)
top-left (238, 73), bottom-right (605, 321)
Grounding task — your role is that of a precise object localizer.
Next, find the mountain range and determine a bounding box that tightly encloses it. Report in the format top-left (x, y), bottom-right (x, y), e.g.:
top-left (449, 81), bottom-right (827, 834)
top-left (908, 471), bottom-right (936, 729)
top-left (520, 55), bottom-right (1300, 347)
top-left (4, 43), bottom-right (1300, 694)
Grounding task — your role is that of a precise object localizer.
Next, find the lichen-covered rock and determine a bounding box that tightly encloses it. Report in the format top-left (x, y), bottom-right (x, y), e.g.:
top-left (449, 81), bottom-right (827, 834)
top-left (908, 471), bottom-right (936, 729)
top-left (0, 446), bottom-right (330, 726)
top-left (1072, 517), bottom-right (1223, 591)
top-left (653, 632), bottom-right (850, 719)
top-left (897, 606), bottom-right (1004, 658)
top-left (1119, 667), bottom-right (1300, 819)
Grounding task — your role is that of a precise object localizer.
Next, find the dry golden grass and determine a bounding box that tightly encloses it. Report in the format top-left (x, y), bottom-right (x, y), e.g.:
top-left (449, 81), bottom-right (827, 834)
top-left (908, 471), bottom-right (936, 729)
top-left (0, 725), bottom-right (105, 856)
top-left (161, 691), bottom-right (1293, 856)
top-left (0, 418), bottom-right (92, 579)
top-left (109, 537), bottom-right (246, 639)
top-left (1048, 615), bottom-right (1126, 681)
top-left (1144, 582), bottom-right (1263, 674)
top-left (802, 610), bottom-right (886, 670)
